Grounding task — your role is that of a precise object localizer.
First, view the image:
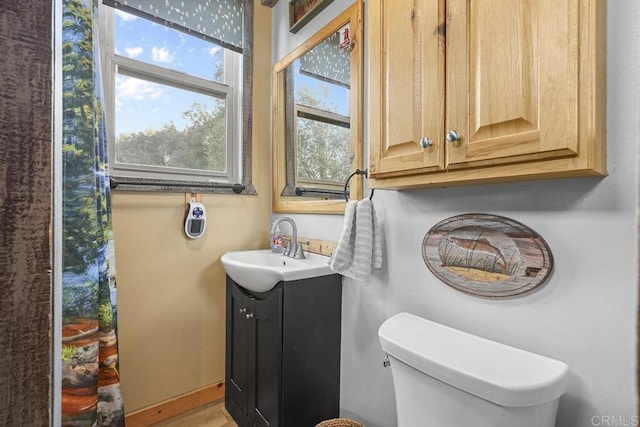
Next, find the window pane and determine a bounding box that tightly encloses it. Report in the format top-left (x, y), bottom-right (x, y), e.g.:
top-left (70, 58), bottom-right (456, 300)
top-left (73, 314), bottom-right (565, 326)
top-left (294, 61), bottom-right (349, 117)
top-left (114, 9), bottom-right (225, 83)
top-left (115, 74), bottom-right (227, 173)
top-left (296, 117), bottom-right (350, 184)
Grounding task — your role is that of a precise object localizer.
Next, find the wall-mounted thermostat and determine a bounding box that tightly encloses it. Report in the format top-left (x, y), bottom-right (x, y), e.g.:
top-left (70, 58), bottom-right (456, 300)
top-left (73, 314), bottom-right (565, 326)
top-left (184, 201), bottom-right (207, 239)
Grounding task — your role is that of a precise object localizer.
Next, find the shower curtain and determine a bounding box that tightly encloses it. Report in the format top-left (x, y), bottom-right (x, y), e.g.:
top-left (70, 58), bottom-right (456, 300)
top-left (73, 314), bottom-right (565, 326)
top-left (61, 0), bottom-right (125, 425)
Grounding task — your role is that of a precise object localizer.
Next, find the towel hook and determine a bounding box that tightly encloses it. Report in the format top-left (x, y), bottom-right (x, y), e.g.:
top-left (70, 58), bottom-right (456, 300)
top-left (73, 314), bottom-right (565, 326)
top-left (344, 169), bottom-right (374, 202)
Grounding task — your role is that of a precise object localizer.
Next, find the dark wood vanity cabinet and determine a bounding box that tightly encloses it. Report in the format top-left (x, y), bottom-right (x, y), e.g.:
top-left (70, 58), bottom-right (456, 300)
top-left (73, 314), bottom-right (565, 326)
top-left (225, 274), bottom-right (342, 427)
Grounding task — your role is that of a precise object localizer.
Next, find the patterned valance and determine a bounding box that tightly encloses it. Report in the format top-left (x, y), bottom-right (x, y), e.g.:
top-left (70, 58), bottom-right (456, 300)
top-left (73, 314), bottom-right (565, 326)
top-left (298, 31), bottom-right (350, 88)
top-left (103, 0), bottom-right (244, 53)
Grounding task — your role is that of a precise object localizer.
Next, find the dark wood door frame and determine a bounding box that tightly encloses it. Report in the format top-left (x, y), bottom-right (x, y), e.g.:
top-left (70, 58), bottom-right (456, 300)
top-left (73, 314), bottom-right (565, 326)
top-left (0, 2), bottom-right (53, 425)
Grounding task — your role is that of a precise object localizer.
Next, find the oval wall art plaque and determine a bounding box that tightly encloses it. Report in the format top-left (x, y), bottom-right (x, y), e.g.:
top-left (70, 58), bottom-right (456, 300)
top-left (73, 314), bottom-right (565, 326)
top-left (422, 214), bottom-right (553, 297)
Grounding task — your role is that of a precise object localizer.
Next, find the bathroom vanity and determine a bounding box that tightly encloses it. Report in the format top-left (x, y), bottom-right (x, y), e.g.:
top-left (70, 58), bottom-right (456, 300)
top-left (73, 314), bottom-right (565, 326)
top-left (225, 274), bottom-right (342, 427)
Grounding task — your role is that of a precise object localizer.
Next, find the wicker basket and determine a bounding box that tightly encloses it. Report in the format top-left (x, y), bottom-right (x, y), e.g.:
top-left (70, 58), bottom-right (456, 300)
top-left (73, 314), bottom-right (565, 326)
top-left (315, 418), bottom-right (364, 427)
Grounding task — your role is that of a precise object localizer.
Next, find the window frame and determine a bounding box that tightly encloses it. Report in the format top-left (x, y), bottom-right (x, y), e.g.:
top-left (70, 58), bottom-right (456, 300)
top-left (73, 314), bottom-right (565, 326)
top-left (99, 2), bottom-right (253, 194)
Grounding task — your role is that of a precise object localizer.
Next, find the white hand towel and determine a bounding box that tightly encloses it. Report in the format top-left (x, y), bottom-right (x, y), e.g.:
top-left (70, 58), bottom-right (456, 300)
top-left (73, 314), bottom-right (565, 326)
top-left (329, 199), bottom-right (382, 280)
top-left (329, 200), bottom-right (357, 273)
top-left (370, 200), bottom-right (383, 269)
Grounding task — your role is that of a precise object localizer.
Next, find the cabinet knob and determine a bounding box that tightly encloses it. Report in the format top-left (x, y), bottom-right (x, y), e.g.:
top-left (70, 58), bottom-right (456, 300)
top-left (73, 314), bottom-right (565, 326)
top-left (246, 313), bottom-right (254, 319)
top-left (419, 137), bottom-right (432, 148)
top-left (239, 308), bottom-right (247, 313)
top-left (446, 130), bottom-right (461, 143)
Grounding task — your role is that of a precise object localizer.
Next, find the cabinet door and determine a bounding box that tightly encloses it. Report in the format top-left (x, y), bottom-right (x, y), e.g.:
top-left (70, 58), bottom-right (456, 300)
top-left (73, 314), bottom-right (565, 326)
top-left (225, 279), bottom-right (253, 426)
top-left (247, 288), bottom-right (283, 427)
top-left (368, 0), bottom-right (446, 177)
top-left (446, 0), bottom-right (579, 168)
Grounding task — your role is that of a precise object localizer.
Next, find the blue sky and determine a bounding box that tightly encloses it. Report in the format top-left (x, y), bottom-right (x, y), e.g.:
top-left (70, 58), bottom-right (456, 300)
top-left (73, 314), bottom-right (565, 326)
top-left (293, 60), bottom-right (349, 117)
top-left (114, 9), bottom-right (349, 135)
top-left (114, 9), bottom-right (224, 135)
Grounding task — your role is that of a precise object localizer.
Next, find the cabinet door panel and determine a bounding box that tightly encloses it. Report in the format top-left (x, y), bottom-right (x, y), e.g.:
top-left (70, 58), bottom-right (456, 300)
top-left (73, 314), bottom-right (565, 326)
top-left (250, 288), bottom-right (283, 427)
top-left (225, 279), bottom-right (252, 423)
top-left (369, 0), bottom-right (445, 176)
top-left (447, 0), bottom-right (579, 167)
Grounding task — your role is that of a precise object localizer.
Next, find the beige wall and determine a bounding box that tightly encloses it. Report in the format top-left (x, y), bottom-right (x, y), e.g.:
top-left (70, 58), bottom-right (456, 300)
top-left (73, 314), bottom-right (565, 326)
top-left (112, 1), bottom-right (272, 411)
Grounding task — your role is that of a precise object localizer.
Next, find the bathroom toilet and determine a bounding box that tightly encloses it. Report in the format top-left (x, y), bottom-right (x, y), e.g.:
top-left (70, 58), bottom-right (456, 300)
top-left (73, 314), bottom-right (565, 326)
top-left (378, 313), bottom-right (570, 427)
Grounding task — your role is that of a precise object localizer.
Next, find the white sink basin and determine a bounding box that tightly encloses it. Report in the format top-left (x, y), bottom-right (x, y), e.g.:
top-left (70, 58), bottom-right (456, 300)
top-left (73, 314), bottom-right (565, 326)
top-left (220, 249), bottom-right (334, 293)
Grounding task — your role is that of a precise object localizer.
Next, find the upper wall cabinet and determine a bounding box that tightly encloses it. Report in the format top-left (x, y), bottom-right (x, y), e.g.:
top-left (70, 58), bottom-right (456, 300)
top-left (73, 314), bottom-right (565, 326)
top-left (368, 0), bottom-right (606, 189)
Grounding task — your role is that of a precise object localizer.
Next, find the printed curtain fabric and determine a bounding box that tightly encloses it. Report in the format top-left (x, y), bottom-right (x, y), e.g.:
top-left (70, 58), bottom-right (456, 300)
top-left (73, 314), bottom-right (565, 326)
top-left (102, 0), bottom-right (244, 53)
top-left (61, 0), bottom-right (124, 425)
top-left (298, 31), bottom-right (350, 88)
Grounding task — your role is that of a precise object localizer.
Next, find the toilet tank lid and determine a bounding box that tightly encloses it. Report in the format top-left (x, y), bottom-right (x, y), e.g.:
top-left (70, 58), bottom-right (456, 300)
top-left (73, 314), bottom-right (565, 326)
top-left (378, 312), bottom-right (570, 407)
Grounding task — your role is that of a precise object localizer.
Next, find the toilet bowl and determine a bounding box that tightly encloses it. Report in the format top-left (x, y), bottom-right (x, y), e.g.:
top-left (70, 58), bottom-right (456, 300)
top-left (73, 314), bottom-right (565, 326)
top-left (378, 313), bottom-right (570, 427)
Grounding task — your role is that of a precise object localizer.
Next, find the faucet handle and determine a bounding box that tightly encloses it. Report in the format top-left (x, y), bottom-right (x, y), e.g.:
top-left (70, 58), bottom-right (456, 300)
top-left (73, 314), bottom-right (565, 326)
top-left (282, 238), bottom-right (292, 257)
top-left (293, 240), bottom-right (309, 259)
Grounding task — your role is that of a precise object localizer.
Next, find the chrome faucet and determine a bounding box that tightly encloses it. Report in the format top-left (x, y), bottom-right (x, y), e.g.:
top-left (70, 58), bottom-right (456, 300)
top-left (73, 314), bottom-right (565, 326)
top-left (271, 217), bottom-right (298, 258)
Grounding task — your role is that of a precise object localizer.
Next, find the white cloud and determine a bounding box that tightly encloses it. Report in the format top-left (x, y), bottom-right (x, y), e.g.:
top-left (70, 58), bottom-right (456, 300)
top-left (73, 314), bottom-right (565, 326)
top-left (208, 46), bottom-right (221, 56)
top-left (124, 46), bottom-right (143, 59)
top-left (115, 10), bottom-right (137, 22)
top-left (177, 34), bottom-right (187, 49)
top-left (116, 76), bottom-right (163, 108)
top-left (151, 46), bottom-right (174, 63)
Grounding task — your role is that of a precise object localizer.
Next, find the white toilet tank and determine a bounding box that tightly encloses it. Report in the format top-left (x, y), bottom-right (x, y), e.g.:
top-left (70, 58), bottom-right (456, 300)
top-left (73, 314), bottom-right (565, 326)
top-left (378, 313), bottom-right (570, 427)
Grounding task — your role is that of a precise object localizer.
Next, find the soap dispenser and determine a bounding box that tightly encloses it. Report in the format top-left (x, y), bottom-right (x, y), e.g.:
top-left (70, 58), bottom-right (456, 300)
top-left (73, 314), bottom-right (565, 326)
top-left (270, 225), bottom-right (284, 253)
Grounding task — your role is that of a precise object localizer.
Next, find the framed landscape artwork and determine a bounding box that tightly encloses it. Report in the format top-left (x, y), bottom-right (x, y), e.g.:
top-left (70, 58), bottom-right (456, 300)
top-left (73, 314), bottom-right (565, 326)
top-left (289, 0), bottom-right (334, 33)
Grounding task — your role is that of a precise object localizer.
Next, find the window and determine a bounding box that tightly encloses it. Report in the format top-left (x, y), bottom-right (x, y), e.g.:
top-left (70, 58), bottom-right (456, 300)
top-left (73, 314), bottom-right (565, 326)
top-left (295, 101), bottom-right (350, 190)
top-left (100, 1), bottom-right (249, 190)
top-left (286, 34), bottom-right (352, 196)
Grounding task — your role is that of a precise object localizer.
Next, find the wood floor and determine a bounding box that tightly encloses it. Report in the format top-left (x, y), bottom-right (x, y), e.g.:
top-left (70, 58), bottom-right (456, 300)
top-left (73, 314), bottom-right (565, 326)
top-left (154, 400), bottom-right (238, 427)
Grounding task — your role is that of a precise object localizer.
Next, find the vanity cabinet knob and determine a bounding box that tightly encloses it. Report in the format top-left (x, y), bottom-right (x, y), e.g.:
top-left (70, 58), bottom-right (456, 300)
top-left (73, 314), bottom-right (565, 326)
top-left (246, 313), bottom-right (254, 319)
top-left (419, 137), bottom-right (432, 148)
top-left (446, 130), bottom-right (461, 143)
